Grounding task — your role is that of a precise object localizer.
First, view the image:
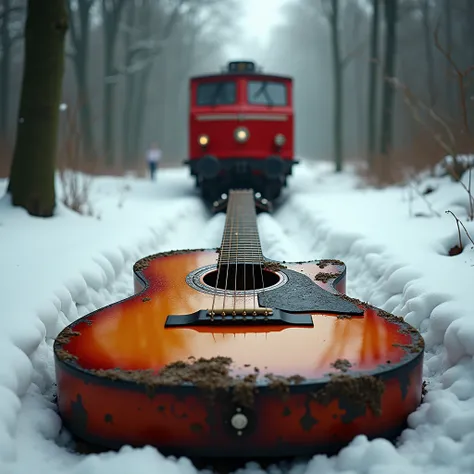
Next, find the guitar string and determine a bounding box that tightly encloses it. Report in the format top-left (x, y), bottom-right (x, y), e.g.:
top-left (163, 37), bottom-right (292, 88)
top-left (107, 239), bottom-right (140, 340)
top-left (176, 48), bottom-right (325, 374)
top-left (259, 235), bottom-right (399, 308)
top-left (242, 195), bottom-right (247, 316)
top-left (210, 191), bottom-right (234, 317)
top-left (232, 194), bottom-right (240, 317)
top-left (249, 191), bottom-right (258, 315)
top-left (221, 192), bottom-right (236, 315)
top-left (254, 194), bottom-right (267, 316)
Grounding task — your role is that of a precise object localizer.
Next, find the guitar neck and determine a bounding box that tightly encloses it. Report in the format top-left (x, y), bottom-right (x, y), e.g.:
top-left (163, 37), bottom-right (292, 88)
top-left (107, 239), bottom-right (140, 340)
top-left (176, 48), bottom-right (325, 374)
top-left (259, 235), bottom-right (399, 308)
top-left (219, 190), bottom-right (264, 265)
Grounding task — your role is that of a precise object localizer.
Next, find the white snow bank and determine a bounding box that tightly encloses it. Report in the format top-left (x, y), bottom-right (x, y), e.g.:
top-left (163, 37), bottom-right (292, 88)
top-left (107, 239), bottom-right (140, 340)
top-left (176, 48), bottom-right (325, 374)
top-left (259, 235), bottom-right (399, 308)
top-left (271, 162), bottom-right (474, 474)
top-left (0, 169), bottom-right (218, 472)
top-left (1, 160), bottom-right (473, 474)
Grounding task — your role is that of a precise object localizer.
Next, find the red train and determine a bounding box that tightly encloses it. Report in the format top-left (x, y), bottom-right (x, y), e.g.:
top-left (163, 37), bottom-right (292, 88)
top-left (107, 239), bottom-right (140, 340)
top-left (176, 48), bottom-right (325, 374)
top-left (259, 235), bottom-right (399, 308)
top-left (185, 61), bottom-right (298, 202)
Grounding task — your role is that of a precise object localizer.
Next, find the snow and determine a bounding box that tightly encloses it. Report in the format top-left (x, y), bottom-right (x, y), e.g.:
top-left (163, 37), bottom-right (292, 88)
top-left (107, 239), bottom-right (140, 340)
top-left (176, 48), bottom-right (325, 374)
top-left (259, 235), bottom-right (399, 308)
top-left (0, 159), bottom-right (473, 474)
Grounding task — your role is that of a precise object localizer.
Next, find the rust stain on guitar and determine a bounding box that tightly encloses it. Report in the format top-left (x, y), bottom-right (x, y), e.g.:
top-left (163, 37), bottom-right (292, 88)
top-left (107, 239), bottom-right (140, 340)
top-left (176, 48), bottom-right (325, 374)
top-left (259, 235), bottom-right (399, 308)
top-left (104, 413), bottom-right (113, 423)
top-left (264, 373), bottom-right (306, 401)
top-left (56, 327), bottom-right (81, 362)
top-left (313, 373), bottom-right (385, 420)
top-left (300, 395), bottom-right (318, 431)
top-left (263, 261), bottom-right (287, 271)
top-left (330, 359), bottom-right (352, 372)
top-left (317, 259), bottom-right (345, 269)
top-left (90, 356), bottom-right (306, 407)
top-left (315, 272), bottom-right (341, 283)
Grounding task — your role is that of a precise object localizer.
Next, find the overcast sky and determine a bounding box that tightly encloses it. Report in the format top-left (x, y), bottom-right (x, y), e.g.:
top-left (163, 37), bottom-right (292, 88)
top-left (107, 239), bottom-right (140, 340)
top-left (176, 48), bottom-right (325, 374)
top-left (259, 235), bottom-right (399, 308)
top-left (226, 0), bottom-right (291, 58)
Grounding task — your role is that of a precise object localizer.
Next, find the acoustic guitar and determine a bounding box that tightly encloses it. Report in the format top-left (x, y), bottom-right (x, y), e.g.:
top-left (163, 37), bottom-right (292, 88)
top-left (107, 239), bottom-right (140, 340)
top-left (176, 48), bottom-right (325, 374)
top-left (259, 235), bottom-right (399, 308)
top-left (54, 189), bottom-right (424, 458)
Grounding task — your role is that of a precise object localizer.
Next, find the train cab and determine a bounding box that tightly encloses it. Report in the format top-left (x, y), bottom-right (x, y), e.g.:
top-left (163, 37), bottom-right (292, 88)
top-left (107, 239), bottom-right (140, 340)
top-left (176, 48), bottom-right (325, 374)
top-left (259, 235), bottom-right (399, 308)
top-left (185, 60), bottom-right (297, 202)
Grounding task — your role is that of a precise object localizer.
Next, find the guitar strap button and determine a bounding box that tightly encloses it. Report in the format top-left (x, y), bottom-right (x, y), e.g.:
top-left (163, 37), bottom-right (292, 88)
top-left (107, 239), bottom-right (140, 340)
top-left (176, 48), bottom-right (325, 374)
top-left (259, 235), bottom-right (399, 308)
top-left (230, 413), bottom-right (248, 430)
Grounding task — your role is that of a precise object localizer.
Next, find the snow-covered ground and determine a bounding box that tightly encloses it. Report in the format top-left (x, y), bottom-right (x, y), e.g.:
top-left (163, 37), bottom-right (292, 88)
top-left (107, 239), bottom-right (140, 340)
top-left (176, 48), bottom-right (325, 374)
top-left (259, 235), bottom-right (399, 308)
top-left (0, 160), bottom-right (473, 474)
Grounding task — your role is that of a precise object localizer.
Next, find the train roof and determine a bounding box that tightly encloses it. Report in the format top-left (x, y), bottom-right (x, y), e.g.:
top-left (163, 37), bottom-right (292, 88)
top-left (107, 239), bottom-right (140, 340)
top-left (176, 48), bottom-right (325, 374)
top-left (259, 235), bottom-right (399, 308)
top-left (190, 60), bottom-right (292, 82)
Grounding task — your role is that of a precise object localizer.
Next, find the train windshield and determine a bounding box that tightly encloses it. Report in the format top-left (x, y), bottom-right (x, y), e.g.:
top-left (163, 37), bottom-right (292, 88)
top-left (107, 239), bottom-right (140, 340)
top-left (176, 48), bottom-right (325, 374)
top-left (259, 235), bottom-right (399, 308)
top-left (196, 81), bottom-right (236, 106)
top-left (247, 80), bottom-right (287, 106)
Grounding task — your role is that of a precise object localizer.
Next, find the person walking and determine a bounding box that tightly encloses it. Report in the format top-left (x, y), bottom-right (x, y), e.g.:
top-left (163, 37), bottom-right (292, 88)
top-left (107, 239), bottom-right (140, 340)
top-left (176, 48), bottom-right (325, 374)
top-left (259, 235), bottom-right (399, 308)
top-left (146, 142), bottom-right (162, 180)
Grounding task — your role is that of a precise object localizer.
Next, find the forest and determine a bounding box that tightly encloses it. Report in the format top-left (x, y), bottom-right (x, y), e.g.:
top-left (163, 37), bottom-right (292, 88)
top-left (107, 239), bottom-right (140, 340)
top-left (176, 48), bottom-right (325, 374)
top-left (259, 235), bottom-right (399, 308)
top-left (255, 0), bottom-right (472, 182)
top-left (0, 0), bottom-right (240, 177)
top-left (1, 0), bottom-right (473, 184)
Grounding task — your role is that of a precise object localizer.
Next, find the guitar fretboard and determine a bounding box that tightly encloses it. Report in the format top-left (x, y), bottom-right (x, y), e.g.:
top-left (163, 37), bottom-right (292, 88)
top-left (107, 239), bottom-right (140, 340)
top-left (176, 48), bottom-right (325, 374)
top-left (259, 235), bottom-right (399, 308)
top-left (219, 190), bottom-right (263, 265)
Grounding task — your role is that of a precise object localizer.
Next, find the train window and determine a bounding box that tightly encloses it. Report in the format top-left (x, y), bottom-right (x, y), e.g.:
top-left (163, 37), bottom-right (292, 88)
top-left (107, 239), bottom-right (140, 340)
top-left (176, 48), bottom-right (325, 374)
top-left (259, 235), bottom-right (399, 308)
top-left (247, 81), bottom-right (287, 106)
top-left (196, 81), bottom-right (236, 106)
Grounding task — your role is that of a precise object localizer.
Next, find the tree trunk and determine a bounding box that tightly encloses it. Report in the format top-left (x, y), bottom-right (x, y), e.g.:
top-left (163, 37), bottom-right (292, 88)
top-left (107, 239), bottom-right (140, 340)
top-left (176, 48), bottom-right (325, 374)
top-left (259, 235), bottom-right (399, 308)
top-left (75, 50), bottom-right (95, 160)
top-left (422, 0), bottom-right (436, 107)
top-left (380, 0), bottom-right (398, 156)
top-left (129, 1), bottom-right (154, 163)
top-left (103, 33), bottom-right (115, 167)
top-left (0, 0), bottom-right (11, 141)
top-left (122, 3), bottom-right (136, 167)
top-left (329, 0), bottom-right (343, 172)
top-left (76, 3), bottom-right (94, 159)
top-left (444, 0), bottom-right (453, 118)
top-left (367, 0), bottom-right (379, 165)
top-left (102, 1), bottom-right (126, 168)
top-left (66, 0), bottom-right (95, 159)
top-left (131, 63), bottom-right (153, 159)
top-left (7, 0), bottom-right (68, 217)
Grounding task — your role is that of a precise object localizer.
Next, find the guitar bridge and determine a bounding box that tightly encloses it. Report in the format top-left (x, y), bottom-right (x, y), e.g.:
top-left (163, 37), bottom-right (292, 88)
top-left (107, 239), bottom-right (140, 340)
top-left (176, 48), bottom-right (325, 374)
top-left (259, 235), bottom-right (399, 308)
top-left (207, 308), bottom-right (273, 318)
top-left (164, 308), bottom-right (313, 328)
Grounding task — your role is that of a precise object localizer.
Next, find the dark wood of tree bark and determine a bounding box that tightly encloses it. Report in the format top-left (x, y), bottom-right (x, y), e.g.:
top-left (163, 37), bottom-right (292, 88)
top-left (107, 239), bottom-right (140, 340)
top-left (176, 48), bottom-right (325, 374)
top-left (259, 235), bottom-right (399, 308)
top-left (367, 0), bottom-right (379, 166)
top-left (329, 0), bottom-right (343, 172)
top-left (7, 0), bottom-right (68, 217)
top-left (444, 0), bottom-right (453, 118)
top-left (380, 0), bottom-right (398, 157)
top-left (66, 0), bottom-right (96, 160)
top-left (122, 2), bottom-right (136, 167)
top-left (422, 0), bottom-right (436, 107)
top-left (102, 0), bottom-right (127, 167)
top-left (1, 0), bottom-right (13, 141)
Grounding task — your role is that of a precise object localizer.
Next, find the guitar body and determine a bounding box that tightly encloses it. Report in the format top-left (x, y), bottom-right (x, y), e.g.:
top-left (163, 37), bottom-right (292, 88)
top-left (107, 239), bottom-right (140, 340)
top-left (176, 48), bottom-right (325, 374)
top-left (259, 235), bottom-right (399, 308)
top-left (54, 247), bottom-right (424, 458)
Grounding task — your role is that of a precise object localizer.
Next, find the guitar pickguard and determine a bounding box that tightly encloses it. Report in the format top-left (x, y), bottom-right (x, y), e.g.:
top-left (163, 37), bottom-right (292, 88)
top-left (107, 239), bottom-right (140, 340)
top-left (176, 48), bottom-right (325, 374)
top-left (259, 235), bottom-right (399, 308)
top-left (258, 268), bottom-right (364, 316)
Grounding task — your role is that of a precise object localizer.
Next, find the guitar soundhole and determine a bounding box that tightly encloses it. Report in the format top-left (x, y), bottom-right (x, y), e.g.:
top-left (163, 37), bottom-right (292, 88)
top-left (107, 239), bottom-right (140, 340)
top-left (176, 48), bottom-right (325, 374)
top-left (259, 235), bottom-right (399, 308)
top-left (202, 264), bottom-right (280, 291)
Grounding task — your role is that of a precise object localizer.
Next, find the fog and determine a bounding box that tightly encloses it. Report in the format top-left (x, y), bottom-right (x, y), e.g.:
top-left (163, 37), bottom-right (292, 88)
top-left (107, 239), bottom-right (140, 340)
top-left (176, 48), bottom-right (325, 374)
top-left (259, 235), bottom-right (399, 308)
top-left (1, 0), bottom-right (473, 176)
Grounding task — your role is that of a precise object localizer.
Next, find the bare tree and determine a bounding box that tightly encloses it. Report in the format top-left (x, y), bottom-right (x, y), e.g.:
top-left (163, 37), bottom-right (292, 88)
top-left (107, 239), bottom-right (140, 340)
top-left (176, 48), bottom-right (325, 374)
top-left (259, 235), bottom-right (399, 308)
top-left (380, 0), bottom-right (399, 156)
top-left (101, 0), bottom-right (126, 166)
top-left (421, 0), bottom-right (436, 107)
top-left (65, 0), bottom-right (96, 159)
top-left (0, 0), bottom-right (25, 143)
top-left (367, 0), bottom-right (379, 165)
top-left (443, 0), bottom-right (453, 116)
top-left (7, 0), bottom-right (68, 217)
top-left (322, 0), bottom-right (343, 172)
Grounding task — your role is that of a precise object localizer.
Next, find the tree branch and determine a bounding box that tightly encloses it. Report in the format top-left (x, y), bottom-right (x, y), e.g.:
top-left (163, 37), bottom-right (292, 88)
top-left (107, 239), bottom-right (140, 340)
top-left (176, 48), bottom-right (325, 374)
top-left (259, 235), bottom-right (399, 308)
top-left (65, 1), bottom-right (79, 48)
top-left (10, 30), bottom-right (23, 44)
top-left (0, 6), bottom-right (24, 23)
top-left (433, 22), bottom-right (470, 133)
top-left (341, 39), bottom-right (368, 69)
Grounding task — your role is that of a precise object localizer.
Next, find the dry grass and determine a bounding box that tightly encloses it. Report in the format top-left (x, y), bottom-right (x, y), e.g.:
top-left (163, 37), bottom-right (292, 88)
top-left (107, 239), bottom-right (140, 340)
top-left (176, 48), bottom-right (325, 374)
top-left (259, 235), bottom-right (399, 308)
top-left (0, 139), bottom-right (13, 179)
top-left (57, 103), bottom-right (95, 215)
top-left (356, 126), bottom-right (464, 187)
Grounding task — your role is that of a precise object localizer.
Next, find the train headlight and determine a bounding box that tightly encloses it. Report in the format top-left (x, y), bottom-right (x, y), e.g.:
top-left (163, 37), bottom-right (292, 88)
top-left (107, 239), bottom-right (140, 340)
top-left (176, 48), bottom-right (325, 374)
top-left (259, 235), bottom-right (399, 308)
top-left (274, 133), bottom-right (286, 147)
top-left (234, 126), bottom-right (249, 143)
top-left (198, 134), bottom-right (209, 147)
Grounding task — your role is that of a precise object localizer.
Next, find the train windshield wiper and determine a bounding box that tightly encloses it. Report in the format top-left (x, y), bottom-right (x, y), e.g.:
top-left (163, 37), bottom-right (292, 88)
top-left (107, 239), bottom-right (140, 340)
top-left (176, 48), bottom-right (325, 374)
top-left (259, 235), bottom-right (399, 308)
top-left (210, 82), bottom-right (225, 106)
top-left (253, 81), bottom-right (273, 106)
